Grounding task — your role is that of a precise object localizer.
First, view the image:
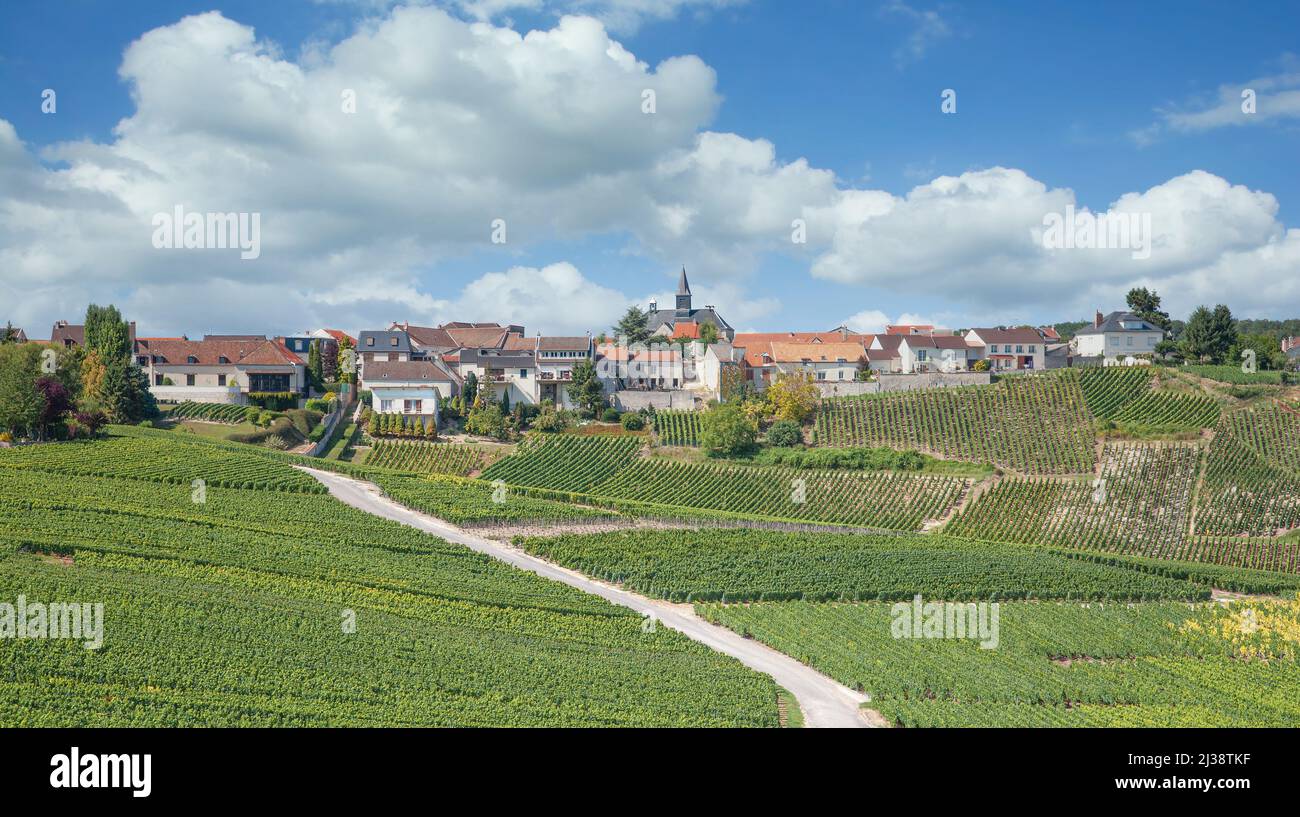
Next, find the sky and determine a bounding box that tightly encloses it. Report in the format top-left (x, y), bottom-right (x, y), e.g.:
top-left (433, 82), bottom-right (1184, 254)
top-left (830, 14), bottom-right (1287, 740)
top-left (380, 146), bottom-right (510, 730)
top-left (1, 0), bottom-right (1298, 339)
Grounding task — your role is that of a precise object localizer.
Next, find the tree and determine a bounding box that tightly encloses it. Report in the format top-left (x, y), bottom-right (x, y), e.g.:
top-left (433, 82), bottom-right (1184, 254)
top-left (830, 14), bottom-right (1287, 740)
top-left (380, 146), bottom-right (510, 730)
top-left (0, 343), bottom-right (43, 437)
top-left (463, 372), bottom-right (479, 407)
top-left (336, 335), bottom-right (356, 385)
top-left (855, 355), bottom-right (872, 381)
top-left (84, 304), bottom-right (132, 360)
top-left (306, 340), bottom-right (324, 391)
top-left (500, 389), bottom-right (511, 414)
top-left (1, 323), bottom-right (19, 344)
top-left (1180, 304), bottom-right (1237, 364)
top-left (767, 372), bottom-right (820, 423)
top-left (1229, 332), bottom-right (1288, 371)
top-left (34, 377), bottom-right (73, 440)
top-left (699, 402), bottom-right (757, 457)
top-left (613, 306), bottom-right (651, 345)
top-left (699, 322), bottom-right (719, 346)
top-left (1125, 287), bottom-right (1172, 331)
top-left (767, 419), bottom-right (802, 447)
top-left (566, 359), bottom-right (605, 416)
top-left (466, 404), bottom-right (507, 439)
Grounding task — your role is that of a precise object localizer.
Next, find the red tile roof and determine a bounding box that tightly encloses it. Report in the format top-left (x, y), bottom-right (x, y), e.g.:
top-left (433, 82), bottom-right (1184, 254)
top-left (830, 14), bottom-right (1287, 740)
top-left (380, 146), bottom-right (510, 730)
top-left (966, 327), bottom-right (1044, 345)
top-left (137, 337), bottom-right (303, 367)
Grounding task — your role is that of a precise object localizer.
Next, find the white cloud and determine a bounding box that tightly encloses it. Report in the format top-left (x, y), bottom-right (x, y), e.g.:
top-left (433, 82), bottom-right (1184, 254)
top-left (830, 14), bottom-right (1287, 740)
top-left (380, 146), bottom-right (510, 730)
top-left (881, 1), bottom-right (953, 68)
top-left (1130, 63), bottom-right (1300, 145)
top-left (455, 0), bottom-right (748, 34)
top-left (1, 7), bottom-right (1298, 341)
top-left (843, 310), bottom-right (939, 334)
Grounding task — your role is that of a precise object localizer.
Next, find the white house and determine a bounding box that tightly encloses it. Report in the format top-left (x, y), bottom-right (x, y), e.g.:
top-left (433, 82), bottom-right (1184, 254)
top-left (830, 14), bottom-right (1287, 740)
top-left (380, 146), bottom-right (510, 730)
top-left (768, 341), bottom-right (865, 382)
top-left (1073, 311), bottom-right (1165, 359)
top-left (897, 334), bottom-right (975, 373)
top-left (361, 360), bottom-right (448, 425)
top-left (136, 337), bottom-right (307, 404)
top-left (964, 328), bottom-right (1046, 371)
top-left (595, 342), bottom-right (684, 391)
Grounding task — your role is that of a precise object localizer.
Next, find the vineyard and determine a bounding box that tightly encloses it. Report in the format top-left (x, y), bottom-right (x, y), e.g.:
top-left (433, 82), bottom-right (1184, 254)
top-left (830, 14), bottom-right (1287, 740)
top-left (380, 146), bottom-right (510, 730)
top-left (365, 440), bottom-right (501, 477)
top-left (946, 442), bottom-right (1200, 557)
top-left (0, 436), bottom-right (325, 493)
top-left (516, 529), bottom-right (1207, 602)
top-left (589, 459), bottom-right (968, 529)
top-left (1076, 366), bottom-right (1152, 419)
top-left (654, 410), bottom-right (701, 446)
top-left (1109, 390), bottom-right (1221, 430)
top-left (699, 600), bottom-right (1300, 727)
top-left (813, 375), bottom-right (1096, 474)
top-left (1180, 364), bottom-right (1290, 385)
top-left (1221, 402), bottom-right (1300, 475)
top-left (372, 473), bottom-right (621, 527)
top-left (166, 401), bottom-right (248, 423)
top-left (479, 435), bottom-right (642, 492)
top-left (0, 446), bottom-right (780, 727)
top-left (1195, 417), bottom-right (1300, 537)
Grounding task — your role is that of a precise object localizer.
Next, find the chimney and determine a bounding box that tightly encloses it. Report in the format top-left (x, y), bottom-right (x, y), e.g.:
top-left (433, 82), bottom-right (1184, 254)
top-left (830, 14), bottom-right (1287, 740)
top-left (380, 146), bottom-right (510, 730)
top-left (1094, 310), bottom-right (1103, 328)
top-left (649, 300), bottom-right (657, 312)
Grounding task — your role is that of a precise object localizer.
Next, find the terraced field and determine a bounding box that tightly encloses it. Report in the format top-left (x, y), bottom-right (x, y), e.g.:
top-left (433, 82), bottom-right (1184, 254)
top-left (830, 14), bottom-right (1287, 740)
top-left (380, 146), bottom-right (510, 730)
top-left (517, 529), bottom-right (1208, 602)
top-left (365, 440), bottom-right (501, 476)
top-left (167, 401), bottom-right (248, 423)
top-left (1077, 366), bottom-right (1153, 419)
top-left (480, 435), bottom-right (642, 492)
top-left (654, 410), bottom-right (701, 446)
top-left (1195, 415), bottom-right (1300, 537)
top-left (946, 442), bottom-right (1200, 557)
top-left (0, 440), bottom-right (779, 727)
top-left (700, 599), bottom-right (1300, 727)
top-left (1110, 390), bottom-right (1221, 430)
top-left (591, 459), bottom-right (967, 530)
top-left (814, 374), bottom-right (1095, 474)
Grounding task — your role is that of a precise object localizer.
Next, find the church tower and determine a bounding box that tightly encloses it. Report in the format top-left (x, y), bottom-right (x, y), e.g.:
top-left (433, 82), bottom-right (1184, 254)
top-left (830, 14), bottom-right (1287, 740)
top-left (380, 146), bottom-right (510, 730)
top-left (675, 266), bottom-right (692, 317)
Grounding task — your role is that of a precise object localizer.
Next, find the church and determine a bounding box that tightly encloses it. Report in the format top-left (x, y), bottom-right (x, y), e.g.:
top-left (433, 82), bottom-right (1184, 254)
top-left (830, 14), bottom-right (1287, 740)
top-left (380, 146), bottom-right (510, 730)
top-left (645, 267), bottom-right (735, 342)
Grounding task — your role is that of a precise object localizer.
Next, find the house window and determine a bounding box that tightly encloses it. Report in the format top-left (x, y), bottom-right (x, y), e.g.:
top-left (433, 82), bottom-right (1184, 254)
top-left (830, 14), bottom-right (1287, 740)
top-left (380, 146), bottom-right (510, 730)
top-left (403, 399), bottom-right (421, 414)
top-left (154, 374), bottom-right (163, 386)
top-left (1126, 336), bottom-right (1133, 346)
top-left (390, 337), bottom-right (398, 346)
top-left (218, 374), bottom-right (227, 386)
top-left (917, 350), bottom-right (928, 361)
top-left (1015, 345), bottom-right (1023, 353)
top-left (838, 370), bottom-right (845, 380)
top-left (137, 356), bottom-right (148, 366)
top-left (366, 337), bottom-right (374, 347)
top-left (379, 399), bottom-right (393, 412)
top-left (218, 356), bottom-right (229, 364)
top-left (186, 374), bottom-right (195, 386)
top-left (519, 369), bottom-right (528, 379)
top-left (187, 356), bottom-right (198, 364)
top-left (1029, 345), bottom-right (1036, 353)
top-left (817, 371), bottom-right (826, 381)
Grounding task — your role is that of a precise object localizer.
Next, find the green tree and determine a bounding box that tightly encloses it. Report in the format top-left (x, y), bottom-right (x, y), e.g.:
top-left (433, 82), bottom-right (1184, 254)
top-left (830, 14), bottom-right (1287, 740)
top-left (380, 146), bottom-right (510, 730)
top-left (466, 404), bottom-right (506, 439)
top-left (613, 305), bottom-right (651, 345)
top-left (1126, 287), bottom-right (1172, 331)
top-left (766, 419), bottom-right (802, 447)
top-left (566, 359), bottom-right (605, 416)
top-left (1229, 332), bottom-right (1288, 371)
top-left (84, 304), bottom-right (131, 360)
top-left (463, 372), bottom-right (479, 406)
top-left (698, 322), bottom-right (719, 346)
top-left (500, 389), bottom-right (511, 414)
top-left (0, 343), bottom-right (43, 437)
top-left (699, 402), bottom-right (758, 457)
top-left (1, 323), bottom-right (20, 344)
top-left (1180, 304), bottom-right (1237, 364)
top-left (306, 340), bottom-right (324, 390)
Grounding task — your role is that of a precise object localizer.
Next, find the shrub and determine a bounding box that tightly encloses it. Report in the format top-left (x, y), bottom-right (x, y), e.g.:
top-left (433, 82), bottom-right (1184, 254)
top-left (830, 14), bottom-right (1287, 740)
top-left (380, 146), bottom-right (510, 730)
top-left (248, 391), bottom-right (298, 411)
top-left (305, 397), bottom-right (332, 413)
top-left (620, 412), bottom-right (645, 431)
top-left (766, 420), bottom-right (802, 447)
top-left (244, 406), bottom-right (260, 424)
top-left (137, 419), bottom-right (155, 429)
top-left (602, 408), bottom-right (621, 422)
top-left (699, 403), bottom-right (758, 457)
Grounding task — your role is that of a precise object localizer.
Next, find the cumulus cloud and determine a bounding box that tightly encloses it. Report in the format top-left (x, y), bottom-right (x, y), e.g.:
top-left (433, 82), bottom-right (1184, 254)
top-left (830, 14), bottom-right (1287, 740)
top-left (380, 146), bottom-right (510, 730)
top-left (1, 6), bottom-right (1298, 340)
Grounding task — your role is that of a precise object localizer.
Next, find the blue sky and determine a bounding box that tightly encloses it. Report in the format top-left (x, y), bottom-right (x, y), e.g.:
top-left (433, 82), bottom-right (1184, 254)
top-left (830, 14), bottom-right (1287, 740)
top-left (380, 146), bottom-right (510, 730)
top-left (1, 0), bottom-right (1298, 338)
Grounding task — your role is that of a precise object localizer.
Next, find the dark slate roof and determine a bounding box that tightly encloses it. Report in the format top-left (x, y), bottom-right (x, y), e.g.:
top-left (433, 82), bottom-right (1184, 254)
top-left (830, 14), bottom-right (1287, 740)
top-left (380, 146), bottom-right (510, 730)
top-left (363, 360), bottom-right (452, 382)
top-left (359, 330), bottom-right (411, 353)
top-left (1075, 311), bottom-right (1164, 336)
top-left (646, 308), bottom-right (733, 334)
top-left (458, 348), bottom-right (537, 368)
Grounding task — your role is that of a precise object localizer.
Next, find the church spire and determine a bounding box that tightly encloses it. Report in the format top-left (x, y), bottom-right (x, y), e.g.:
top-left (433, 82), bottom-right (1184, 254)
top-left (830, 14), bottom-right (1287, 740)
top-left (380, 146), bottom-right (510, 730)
top-left (675, 266), bottom-right (692, 317)
top-left (677, 266), bottom-right (690, 296)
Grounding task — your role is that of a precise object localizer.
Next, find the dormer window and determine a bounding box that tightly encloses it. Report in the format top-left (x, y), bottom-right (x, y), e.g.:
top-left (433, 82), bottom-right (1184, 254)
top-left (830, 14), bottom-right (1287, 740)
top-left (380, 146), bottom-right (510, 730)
top-left (218, 355), bottom-right (230, 364)
top-left (187, 355), bottom-right (198, 364)
top-left (366, 337), bottom-right (375, 347)
top-left (390, 337), bottom-right (398, 346)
